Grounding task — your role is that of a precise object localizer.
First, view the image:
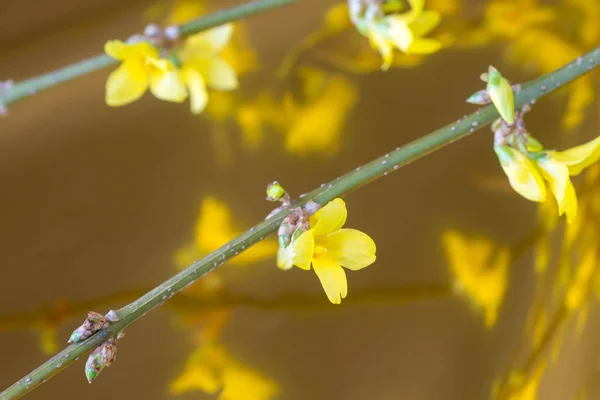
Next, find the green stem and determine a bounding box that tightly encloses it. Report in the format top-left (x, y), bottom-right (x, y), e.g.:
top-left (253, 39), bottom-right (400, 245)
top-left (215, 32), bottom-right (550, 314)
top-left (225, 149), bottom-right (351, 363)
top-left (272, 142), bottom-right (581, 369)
top-left (0, 0), bottom-right (299, 108)
top-left (2, 47), bottom-right (599, 400)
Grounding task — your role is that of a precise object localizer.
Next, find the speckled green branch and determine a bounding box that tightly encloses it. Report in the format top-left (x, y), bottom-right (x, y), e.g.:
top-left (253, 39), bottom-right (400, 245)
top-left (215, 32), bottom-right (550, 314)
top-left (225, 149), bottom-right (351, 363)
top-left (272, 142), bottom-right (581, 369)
top-left (2, 46), bottom-right (599, 400)
top-left (0, 0), bottom-right (299, 109)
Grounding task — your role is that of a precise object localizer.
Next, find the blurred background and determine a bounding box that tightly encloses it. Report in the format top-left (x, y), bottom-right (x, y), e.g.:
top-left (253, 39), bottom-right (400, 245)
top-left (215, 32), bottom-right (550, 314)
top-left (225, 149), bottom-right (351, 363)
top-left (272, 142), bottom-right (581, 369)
top-left (1, 0), bottom-right (600, 399)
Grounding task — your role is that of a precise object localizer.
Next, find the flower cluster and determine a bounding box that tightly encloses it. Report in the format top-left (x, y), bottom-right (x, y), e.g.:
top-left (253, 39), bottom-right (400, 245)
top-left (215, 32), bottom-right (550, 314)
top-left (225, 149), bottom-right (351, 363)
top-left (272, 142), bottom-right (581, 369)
top-left (466, 66), bottom-right (600, 223)
top-left (493, 109), bottom-right (600, 223)
top-left (104, 24), bottom-right (238, 114)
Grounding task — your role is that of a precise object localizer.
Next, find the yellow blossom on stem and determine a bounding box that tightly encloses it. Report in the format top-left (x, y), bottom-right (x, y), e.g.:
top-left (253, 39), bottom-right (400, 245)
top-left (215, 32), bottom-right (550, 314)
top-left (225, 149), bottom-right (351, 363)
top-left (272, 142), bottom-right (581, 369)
top-left (104, 40), bottom-right (187, 106)
top-left (283, 198), bottom-right (376, 304)
top-left (495, 135), bottom-right (600, 223)
top-left (178, 24), bottom-right (238, 114)
top-left (494, 145), bottom-right (547, 202)
top-left (354, 0), bottom-right (442, 70)
top-left (442, 230), bottom-right (509, 328)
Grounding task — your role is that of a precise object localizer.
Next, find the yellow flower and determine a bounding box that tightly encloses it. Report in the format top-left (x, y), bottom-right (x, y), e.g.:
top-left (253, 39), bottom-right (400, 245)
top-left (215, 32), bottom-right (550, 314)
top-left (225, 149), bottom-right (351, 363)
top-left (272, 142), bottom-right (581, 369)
top-left (442, 230), bottom-right (509, 327)
top-left (283, 71), bottom-right (358, 155)
top-left (484, 0), bottom-right (555, 39)
top-left (495, 136), bottom-right (600, 223)
top-left (170, 342), bottom-right (278, 399)
top-left (178, 24), bottom-right (238, 114)
top-left (104, 40), bottom-right (187, 106)
top-left (494, 146), bottom-right (547, 202)
top-left (220, 365), bottom-right (279, 400)
top-left (285, 198), bottom-right (376, 304)
top-left (361, 0), bottom-right (442, 70)
top-left (565, 248), bottom-right (597, 311)
top-left (351, 0), bottom-right (441, 70)
top-left (39, 324), bottom-right (58, 355)
top-left (174, 197), bottom-right (277, 269)
top-left (505, 362), bottom-right (545, 400)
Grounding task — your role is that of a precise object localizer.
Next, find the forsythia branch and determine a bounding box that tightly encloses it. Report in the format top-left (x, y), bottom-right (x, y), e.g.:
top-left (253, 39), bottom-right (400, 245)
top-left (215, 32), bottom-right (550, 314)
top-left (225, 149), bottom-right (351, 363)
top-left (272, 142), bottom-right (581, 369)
top-left (0, 0), bottom-right (300, 110)
top-left (2, 46), bottom-right (599, 400)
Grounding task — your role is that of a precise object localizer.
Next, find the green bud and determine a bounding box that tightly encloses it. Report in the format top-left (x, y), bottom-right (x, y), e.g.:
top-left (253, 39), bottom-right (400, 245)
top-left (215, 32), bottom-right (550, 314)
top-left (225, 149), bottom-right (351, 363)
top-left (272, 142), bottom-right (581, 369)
top-left (465, 89), bottom-right (490, 105)
top-left (491, 118), bottom-right (504, 133)
top-left (266, 181), bottom-right (286, 201)
top-left (486, 65), bottom-right (515, 124)
top-left (526, 134), bottom-right (544, 152)
top-left (85, 339), bottom-right (117, 383)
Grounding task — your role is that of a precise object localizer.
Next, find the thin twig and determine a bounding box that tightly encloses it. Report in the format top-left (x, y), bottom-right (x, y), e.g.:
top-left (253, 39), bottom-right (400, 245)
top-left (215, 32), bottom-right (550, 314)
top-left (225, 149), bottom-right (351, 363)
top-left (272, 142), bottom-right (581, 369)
top-left (2, 44), bottom-right (599, 400)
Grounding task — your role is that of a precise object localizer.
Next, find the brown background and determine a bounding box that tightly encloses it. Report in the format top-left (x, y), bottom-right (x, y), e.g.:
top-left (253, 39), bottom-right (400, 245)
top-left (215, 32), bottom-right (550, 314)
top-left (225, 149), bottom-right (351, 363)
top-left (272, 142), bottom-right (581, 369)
top-left (1, 0), bottom-right (599, 399)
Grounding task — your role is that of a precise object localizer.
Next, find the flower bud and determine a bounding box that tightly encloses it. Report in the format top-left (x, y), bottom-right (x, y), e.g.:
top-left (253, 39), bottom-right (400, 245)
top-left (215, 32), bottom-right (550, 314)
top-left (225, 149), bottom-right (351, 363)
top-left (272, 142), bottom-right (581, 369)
top-left (486, 66), bottom-right (515, 124)
top-left (266, 181), bottom-right (286, 202)
top-left (68, 312), bottom-right (107, 344)
top-left (85, 338), bottom-right (117, 383)
top-left (465, 89), bottom-right (490, 105)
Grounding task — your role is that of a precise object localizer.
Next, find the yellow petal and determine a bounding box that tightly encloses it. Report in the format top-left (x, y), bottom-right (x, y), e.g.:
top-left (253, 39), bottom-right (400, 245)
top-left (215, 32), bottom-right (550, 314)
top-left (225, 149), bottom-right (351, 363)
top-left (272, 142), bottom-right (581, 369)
top-left (105, 61), bottom-right (149, 106)
top-left (538, 157), bottom-right (578, 221)
top-left (405, 38), bottom-right (442, 54)
top-left (276, 247), bottom-right (293, 270)
top-left (320, 228), bottom-right (376, 270)
top-left (185, 24), bottom-right (234, 55)
top-left (550, 135), bottom-right (600, 176)
top-left (312, 257), bottom-right (347, 304)
top-left (149, 67), bottom-right (187, 103)
top-left (290, 230), bottom-right (314, 270)
top-left (220, 364), bottom-right (279, 400)
top-left (325, 3), bottom-right (351, 32)
top-left (183, 68), bottom-right (208, 114)
top-left (408, 0), bottom-right (425, 15)
top-left (494, 146), bottom-right (547, 202)
top-left (105, 40), bottom-right (158, 61)
top-left (204, 57), bottom-right (238, 90)
top-left (367, 24), bottom-right (394, 70)
top-left (104, 40), bottom-right (128, 60)
top-left (409, 10), bottom-right (441, 37)
top-left (386, 18), bottom-right (414, 52)
top-left (310, 198), bottom-right (347, 236)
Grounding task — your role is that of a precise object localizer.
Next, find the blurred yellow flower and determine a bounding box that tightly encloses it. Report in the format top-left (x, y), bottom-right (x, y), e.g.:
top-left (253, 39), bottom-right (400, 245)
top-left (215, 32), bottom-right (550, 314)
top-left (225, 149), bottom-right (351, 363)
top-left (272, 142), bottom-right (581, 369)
top-left (442, 230), bottom-right (509, 327)
top-left (178, 24), bottom-right (238, 114)
top-left (565, 248), bottom-right (597, 311)
top-left (39, 324), bottom-right (58, 355)
top-left (104, 40), bottom-right (186, 106)
top-left (170, 342), bottom-right (278, 399)
top-left (175, 196), bottom-right (277, 269)
top-left (506, 362), bottom-right (546, 400)
top-left (508, 29), bottom-right (594, 130)
top-left (284, 198), bottom-right (376, 304)
top-left (484, 0), bottom-right (555, 39)
top-left (355, 0), bottom-right (442, 70)
top-left (283, 70), bottom-right (358, 155)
